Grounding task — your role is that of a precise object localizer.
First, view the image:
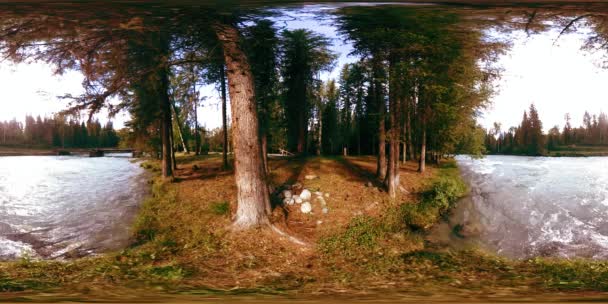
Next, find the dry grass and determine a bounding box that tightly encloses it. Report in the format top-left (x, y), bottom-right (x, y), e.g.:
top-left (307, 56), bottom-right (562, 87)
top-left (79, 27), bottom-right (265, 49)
top-left (3, 153), bottom-right (608, 301)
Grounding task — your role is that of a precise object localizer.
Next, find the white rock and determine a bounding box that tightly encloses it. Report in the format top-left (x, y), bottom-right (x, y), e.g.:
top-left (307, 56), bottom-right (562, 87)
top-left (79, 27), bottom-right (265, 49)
top-left (305, 175), bottom-right (318, 180)
top-left (324, 193), bottom-right (330, 198)
top-left (314, 191), bottom-right (323, 197)
top-left (283, 197), bottom-right (294, 205)
top-left (300, 202), bottom-right (312, 214)
top-left (282, 190), bottom-right (292, 199)
top-left (365, 181), bottom-right (373, 187)
top-left (322, 207), bottom-right (329, 214)
top-left (300, 189), bottom-right (312, 201)
top-left (316, 220), bottom-right (323, 225)
top-left (294, 195), bottom-right (303, 204)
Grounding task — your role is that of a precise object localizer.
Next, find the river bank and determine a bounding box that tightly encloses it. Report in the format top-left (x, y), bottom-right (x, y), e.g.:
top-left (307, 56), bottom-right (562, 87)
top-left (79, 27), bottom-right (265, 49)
top-left (1, 154), bottom-right (608, 301)
top-left (488, 145), bottom-right (608, 157)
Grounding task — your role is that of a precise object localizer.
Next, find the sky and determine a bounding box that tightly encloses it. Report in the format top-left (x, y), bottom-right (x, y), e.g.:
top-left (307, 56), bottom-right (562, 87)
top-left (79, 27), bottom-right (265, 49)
top-left (1, 7), bottom-right (607, 133)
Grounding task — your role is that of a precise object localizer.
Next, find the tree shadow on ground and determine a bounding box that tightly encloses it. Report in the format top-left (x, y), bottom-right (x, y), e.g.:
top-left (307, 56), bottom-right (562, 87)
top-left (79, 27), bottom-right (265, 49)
top-left (334, 156), bottom-right (383, 188)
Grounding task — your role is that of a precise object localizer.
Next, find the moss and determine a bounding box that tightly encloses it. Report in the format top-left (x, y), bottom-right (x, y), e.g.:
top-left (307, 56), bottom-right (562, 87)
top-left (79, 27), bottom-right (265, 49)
top-left (402, 172), bottom-right (467, 230)
top-left (209, 201), bottom-right (230, 216)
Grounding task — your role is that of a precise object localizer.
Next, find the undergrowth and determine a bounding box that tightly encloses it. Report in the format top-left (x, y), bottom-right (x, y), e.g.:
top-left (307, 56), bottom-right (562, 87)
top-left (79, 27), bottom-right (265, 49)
top-left (2, 156), bottom-right (608, 298)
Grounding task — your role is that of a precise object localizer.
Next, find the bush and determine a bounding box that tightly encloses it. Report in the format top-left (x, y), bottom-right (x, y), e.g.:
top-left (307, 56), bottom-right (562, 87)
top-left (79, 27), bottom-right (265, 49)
top-left (402, 176), bottom-right (467, 230)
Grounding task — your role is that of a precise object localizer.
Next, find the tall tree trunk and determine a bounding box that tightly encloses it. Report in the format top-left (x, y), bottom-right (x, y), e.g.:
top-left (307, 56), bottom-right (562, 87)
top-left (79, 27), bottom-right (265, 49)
top-left (159, 34), bottom-right (173, 179)
top-left (297, 110), bottom-right (307, 154)
top-left (171, 100), bottom-right (189, 154)
top-left (385, 64), bottom-right (400, 199)
top-left (317, 107), bottom-right (322, 156)
top-left (193, 95), bottom-right (200, 155)
top-left (406, 96), bottom-right (414, 161)
top-left (375, 75), bottom-right (386, 180)
top-left (170, 123), bottom-right (177, 171)
top-left (220, 64), bottom-right (229, 170)
top-left (214, 21), bottom-right (271, 229)
top-left (419, 113), bottom-right (427, 173)
top-left (160, 85), bottom-right (173, 178)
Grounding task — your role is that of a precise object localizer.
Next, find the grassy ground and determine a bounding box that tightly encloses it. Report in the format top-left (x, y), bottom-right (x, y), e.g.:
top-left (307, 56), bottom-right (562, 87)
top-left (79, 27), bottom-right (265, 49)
top-left (1, 154), bottom-right (608, 302)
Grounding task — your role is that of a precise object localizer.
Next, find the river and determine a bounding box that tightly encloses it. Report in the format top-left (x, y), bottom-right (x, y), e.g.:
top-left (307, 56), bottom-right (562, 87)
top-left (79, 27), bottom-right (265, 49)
top-left (446, 155), bottom-right (608, 259)
top-left (0, 154), bottom-right (148, 260)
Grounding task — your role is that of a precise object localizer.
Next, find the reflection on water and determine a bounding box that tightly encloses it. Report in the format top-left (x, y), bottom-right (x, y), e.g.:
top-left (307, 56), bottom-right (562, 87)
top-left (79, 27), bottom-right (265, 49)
top-left (0, 155), bottom-right (147, 259)
top-left (453, 155), bottom-right (608, 259)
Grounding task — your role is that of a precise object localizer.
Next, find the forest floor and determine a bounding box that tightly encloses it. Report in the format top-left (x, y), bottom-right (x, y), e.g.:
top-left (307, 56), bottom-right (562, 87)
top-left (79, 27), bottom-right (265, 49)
top-left (2, 154), bottom-right (608, 302)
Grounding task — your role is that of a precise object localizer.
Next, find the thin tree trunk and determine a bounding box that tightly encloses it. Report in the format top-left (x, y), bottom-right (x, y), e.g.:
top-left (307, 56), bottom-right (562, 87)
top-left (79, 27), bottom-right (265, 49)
top-left (220, 64), bottom-right (229, 170)
top-left (406, 97), bottom-right (414, 161)
top-left (317, 107), bottom-right (322, 156)
top-left (170, 123), bottom-right (177, 171)
top-left (376, 83), bottom-right (386, 180)
top-left (159, 35), bottom-right (173, 179)
top-left (193, 95), bottom-right (200, 155)
top-left (160, 90), bottom-right (173, 178)
top-left (419, 115), bottom-right (427, 173)
top-left (214, 21), bottom-right (270, 229)
top-left (171, 100), bottom-right (189, 154)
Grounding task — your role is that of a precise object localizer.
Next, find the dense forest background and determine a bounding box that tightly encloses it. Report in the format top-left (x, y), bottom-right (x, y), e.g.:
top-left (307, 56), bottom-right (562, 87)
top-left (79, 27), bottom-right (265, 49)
top-left (485, 104), bottom-right (608, 155)
top-left (0, 116), bottom-right (119, 148)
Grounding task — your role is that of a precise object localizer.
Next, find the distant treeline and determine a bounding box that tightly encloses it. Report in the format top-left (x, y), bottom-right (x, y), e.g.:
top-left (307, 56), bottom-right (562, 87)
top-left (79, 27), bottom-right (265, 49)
top-left (0, 115), bottom-right (120, 148)
top-left (485, 104), bottom-right (608, 155)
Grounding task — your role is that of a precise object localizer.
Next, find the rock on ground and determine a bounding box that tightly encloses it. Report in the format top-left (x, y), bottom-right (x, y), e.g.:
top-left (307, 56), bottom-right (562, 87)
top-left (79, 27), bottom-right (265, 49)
top-left (300, 202), bottom-right (312, 214)
top-left (300, 189), bottom-right (312, 201)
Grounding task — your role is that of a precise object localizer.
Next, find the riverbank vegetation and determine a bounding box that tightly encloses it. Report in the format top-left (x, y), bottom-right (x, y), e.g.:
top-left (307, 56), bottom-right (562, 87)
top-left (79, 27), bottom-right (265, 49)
top-left (2, 154), bottom-right (608, 301)
top-left (0, 115), bottom-right (119, 149)
top-left (2, 1), bottom-right (608, 301)
top-left (485, 106), bottom-right (608, 157)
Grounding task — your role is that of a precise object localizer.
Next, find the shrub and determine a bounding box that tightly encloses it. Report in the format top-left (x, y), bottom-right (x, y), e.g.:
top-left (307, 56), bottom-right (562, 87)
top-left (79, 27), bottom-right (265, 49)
top-left (402, 176), bottom-right (467, 230)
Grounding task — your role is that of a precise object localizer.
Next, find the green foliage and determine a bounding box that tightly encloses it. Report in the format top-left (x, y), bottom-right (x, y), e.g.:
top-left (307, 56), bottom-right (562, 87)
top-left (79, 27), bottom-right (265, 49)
top-left (528, 258), bottom-right (608, 291)
top-left (209, 201), bottom-right (229, 216)
top-left (319, 216), bottom-right (382, 257)
top-left (402, 174), bottom-right (467, 230)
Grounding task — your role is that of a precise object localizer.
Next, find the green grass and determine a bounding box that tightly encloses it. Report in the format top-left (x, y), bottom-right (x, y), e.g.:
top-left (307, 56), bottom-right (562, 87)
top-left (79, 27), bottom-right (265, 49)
top-left (4, 156), bottom-right (608, 299)
top-left (209, 201), bottom-right (230, 216)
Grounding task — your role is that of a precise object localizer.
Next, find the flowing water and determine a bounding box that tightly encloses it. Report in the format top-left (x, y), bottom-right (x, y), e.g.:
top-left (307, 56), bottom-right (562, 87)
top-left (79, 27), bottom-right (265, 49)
top-left (450, 155), bottom-right (608, 259)
top-left (0, 154), bottom-right (148, 260)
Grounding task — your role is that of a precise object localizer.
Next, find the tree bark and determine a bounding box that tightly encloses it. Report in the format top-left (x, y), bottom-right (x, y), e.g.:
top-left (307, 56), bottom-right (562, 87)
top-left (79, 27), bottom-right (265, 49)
top-left (297, 109), bottom-right (307, 154)
top-left (159, 38), bottom-right (173, 179)
top-left (375, 72), bottom-right (386, 180)
top-left (214, 21), bottom-right (271, 229)
top-left (385, 65), bottom-right (400, 199)
top-left (220, 64), bottom-right (229, 170)
top-left (160, 89), bottom-right (173, 178)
